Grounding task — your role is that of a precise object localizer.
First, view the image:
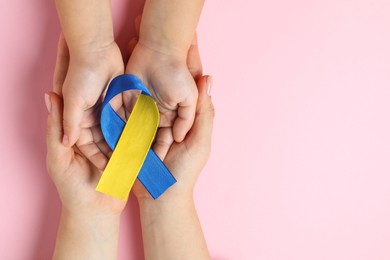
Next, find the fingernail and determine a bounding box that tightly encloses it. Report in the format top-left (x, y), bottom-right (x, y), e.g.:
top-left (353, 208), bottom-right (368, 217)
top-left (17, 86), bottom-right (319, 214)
top-left (207, 76), bottom-right (213, 96)
top-left (62, 135), bottom-right (69, 146)
top-left (44, 93), bottom-right (51, 113)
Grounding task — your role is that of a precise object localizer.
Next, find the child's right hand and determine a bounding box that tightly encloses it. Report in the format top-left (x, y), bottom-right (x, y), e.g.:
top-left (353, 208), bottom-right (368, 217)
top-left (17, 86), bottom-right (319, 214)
top-left (53, 34), bottom-right (124, 147)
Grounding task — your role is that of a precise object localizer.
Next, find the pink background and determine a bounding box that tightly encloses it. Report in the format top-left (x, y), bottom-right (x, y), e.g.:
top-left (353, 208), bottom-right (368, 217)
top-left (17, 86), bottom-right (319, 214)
top-left (1, 0), bottom-right (390, 259)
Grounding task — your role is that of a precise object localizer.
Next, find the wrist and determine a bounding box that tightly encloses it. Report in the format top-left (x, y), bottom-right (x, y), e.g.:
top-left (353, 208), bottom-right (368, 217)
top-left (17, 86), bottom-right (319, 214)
top-left (127, 41), bottom-right (188, 81)
top-left (53, 208), bottom-right (120, 260)
top-left (138, 0), bottom-right (203, 60)
top-left (138, 192), bottom-right (194, 216)
top-left (69, 39), bottom-right (118, 63)
top-left (138, 36), bottom-right (189, 62)
top-left (68, 41), bottom-right (123, 75)
top-left (56, 0), bottom-right (116, 56)
top-left (137, 38), bottom-right (188, 62)
top-left (61, 208), bottom-right (120, 235)
top-left (69, 35), bottom-right (115, 54)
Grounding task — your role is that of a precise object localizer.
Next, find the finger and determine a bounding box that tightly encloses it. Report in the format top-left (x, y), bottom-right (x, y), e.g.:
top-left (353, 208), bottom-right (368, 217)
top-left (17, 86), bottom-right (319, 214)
top-left (46, 92), bottom-right (71, 173)
top-left (77, 125), bottom-right (111, 158)
top-left (135, 15), bottom-right (142, 37)
top-left (173, 87), bottom-right (198, 142)
top-left (109, 90), bottom-right (140, 122)
top-left (187, 32), bottom-right (203, 80)
top-left (91, 126), bottom-right (112, 158)
top-left (62, 93), bottom-right (86, 147)
top-left (158, 105), bottom-right (177, 128)
top-left (186, 76), bottom-right (215, 149)
top-left (53, 33), bottom-right (69, 95)
top-left (152, 127), bottom-right (174, 160)
top-left (127, 38), bottom-right (138, 56)
top-left (78, 102), bottom-right (101, 129)
top-left (76, 140), bottom-right (108, 171)
top-left (195, 76), bottom-right (214, 115)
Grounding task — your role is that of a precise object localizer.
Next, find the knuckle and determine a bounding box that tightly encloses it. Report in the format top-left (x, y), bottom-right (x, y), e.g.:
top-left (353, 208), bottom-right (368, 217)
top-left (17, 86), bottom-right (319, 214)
top-left (207, 102), bottom-right (216, 119)
top-left (62, 116), bottom-right (76, 130)
top-left (197, 102), bottom-right (215, 119)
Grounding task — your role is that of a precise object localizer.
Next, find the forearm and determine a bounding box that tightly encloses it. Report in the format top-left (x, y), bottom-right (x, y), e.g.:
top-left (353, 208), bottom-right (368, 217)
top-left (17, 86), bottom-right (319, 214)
top-left (53, 210), bottom-right (120, 260)
top-left (55, 0), bottom-right (115, 54)
top-left (140, 0), bottom-right (204, 59)
top-left (139, 196), bottom-right (209, 260)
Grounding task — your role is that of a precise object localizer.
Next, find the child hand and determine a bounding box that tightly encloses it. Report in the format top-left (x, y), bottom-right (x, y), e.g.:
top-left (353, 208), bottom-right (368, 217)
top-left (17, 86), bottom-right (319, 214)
top-left (125, 0), bottom-right (204, 143)
top-left (125, 38), bottom-right (199, 143)
top-left (53, 34), bottom-right (124, 147)
top-left (133, 75), bottom-right (214, 202)
top-left (123, 17), bottom-right (207, 201)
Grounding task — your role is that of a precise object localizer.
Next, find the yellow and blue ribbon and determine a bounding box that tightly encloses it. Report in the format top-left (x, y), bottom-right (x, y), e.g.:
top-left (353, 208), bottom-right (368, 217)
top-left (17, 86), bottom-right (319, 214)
top-left (96, 74), bottom-right (176, 200)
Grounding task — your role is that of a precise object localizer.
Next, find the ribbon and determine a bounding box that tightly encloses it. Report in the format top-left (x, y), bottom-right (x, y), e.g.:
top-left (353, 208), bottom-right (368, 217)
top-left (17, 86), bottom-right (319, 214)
top-left (96, 74), bottom-right (176, 200)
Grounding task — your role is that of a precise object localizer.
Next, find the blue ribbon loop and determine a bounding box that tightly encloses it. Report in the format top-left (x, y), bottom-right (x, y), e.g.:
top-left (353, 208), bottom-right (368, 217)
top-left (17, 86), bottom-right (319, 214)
top-left (100, 74), bottom-right (176, 199)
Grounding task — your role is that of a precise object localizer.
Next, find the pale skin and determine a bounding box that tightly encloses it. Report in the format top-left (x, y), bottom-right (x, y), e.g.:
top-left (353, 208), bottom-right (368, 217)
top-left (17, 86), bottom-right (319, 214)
top-left (47, 19), bottom-right (125, 256)
top-left (54, 0), bottom-right (124, 147)
top-left (55, 0), bottom-right (205, 146)
top-left (46, 91), bottom-right (124, 260)
top-left (134, 75), bottom-right (213, 260)
top-left (45, 76), bottom-right (213, 259)
top-left (46, 77), bottom-right (214, 260)
top-left (130, 22), bottom-right (212, 260)
top-left (47, 23), bottom-right (212, 258)
top-left (125, 0), bottom-right (205, 142)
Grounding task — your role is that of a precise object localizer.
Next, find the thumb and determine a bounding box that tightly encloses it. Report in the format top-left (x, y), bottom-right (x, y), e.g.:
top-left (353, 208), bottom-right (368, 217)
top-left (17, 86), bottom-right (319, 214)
top-left (195, 76), bottom-right (214, 117)
top-left (62, 93), bottom-right (85, 146)
top-left (186, 75), bottom-right (215, 149)
top-left (173, 76), bottom-right (199, 142)
top-left (187, 32), bottom-right (203, 80)
top-left (46, 92), bottom-right (71, 176)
